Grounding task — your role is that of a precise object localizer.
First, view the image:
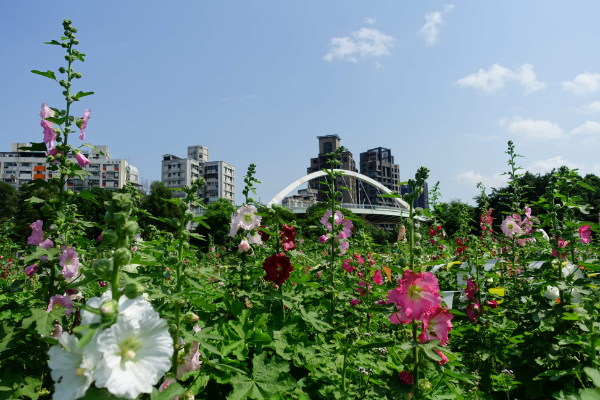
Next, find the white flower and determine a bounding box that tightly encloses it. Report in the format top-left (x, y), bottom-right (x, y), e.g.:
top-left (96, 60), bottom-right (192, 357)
top-left (93, 313), bottom-right (173, 399)
top-left (141, 292), bottom-right (150, 301)
top-left (247, 231), bottom-right (263, 245)
top-left (562, 263), bottom-right (584, 281)
top-left (48, 332), bottom-right (102, 400)
top-left (81, 290), bottom-right (155, 326)
top-left (121, 264), bottom-right (140, 273)
top-left (545, 286), bottom-right (560, 300)
top-left (569, 288), bottom-right (583, 304)
top-left (234, 205), bottom-right (261, 231)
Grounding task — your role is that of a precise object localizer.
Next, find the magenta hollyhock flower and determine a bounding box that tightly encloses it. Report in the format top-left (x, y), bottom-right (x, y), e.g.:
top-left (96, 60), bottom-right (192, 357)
top-left (27, 220), bottom-right (44, 246)
top-left (319, 234), bottom-right (329, 244)
top-left (373, 270), bottom-right (383, 285)
top-left (343, 259), bottom-right (355, 274)
top-left (486, 300), bottom-right (498, 309)
top-left (47, 294), bottom-right (73, 316)
top-left (399, 371), bottom-right (413, 385)
top-left (435, 349), bottom-right (449, 365)
top-left (39, 238), bottom-right (54, 250)
top-left (466, 300), bottom-right (482, 322)
top-left (465, 278), bottom-right (478, 301)
top-left (40, 103), bottom-right (56, 148)
top-left (320, 209), bottom-right (343, 231)
top-left (338, 240), bottom-right (349, 255)
top-left (316, 271), bottom-right (322, 278)
top-left (350, 299), bottom-right (360, 307)
top-left (552, 237), bottom-right (567, 259)
top-left (387, 270), bottom-right (441, 322)
top-left (417, 306), bottom-right (453, 345)
top-left (579, 225), bottom-right (591, 244)
top-left (97, 234), bottom-right (102, 243)
top-left (501, 216), bottom-right (523, 237)
top-left (59, 246), bottom-right (79, 279)
top-left (79, 109), bottom-right (91, 140)
top-left (354, 253), bottom-right (365, 266)
top-left (25, 264), bottom-right (39, 277)
top-left (75, 152), bottom-right (90, 168)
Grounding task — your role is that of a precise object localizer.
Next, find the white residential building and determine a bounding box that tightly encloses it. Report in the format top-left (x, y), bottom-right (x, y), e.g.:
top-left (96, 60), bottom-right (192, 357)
top-left (0, 143), bottom-right (139, 191)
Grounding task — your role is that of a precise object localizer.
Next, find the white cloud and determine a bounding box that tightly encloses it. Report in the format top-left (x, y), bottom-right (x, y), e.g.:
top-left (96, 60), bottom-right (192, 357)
top-left (525, 156), bottom-right (581, 175)
top-left (499, 116), bottom-right (565, 140)
top-left (364, 17), bottom-right (376, 24)
top-left (571, 120), bottom-right (600, 135)
top-left (454, 170), bottom-right (508, 188)
top-left (561, 72), bottom-right (600, 95)
top-left (375, 61), bottom-right (383, 69)
top-left (419, 4), bottom-right (454, 46)
top-left (324, 28), bottom-right (395, 63)
top-left (574, 101), bottom-right (600, 114)
top-left (457, 63), bottom-right (546, 94)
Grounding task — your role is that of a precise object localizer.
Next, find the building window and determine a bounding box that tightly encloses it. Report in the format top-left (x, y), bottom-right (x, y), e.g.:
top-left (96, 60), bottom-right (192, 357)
top-left (343, 157), bottom-right (348, 162)
top-left (323, 142), bottom-right (332, 154)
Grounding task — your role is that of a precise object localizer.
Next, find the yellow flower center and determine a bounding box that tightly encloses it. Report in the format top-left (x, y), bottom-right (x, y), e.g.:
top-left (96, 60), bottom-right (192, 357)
top-left (74, 368), bottom-right (86, 377)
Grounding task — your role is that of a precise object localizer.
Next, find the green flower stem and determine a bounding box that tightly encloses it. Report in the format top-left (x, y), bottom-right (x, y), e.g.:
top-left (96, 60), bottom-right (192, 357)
top-left (409, 205), bottom-right (414, 270)
top-left (171, 211), bottom-right (186, 378)
top-left (412, 320), bottom-right (420, 398)
top-left (341, 347), bottom-right (349, 399)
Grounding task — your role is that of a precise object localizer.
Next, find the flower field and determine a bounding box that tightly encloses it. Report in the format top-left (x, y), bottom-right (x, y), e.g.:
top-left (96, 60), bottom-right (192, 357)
top-left (1, 20), bottom-right (600, 400)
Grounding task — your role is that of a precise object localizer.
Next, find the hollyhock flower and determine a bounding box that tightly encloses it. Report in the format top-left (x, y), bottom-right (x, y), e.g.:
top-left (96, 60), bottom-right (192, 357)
top-left (417, 306), bottom-right (453, 345)
top-left (25, 264), bottom-right (39, 277)
top-left (238, 239), bottom-right (251, 253)
top-left (40, 102), bottom-right (54, 120)
top-left (552, 237), bottom-right (567, 259)
top-left (79, 109), bottom-right (91, 140)
top-left (501, 216), bottom-right (522, 237)
top-left (27, 220), bottom-right (44, 245)
top-left (338, 240), bottom-right (349, 256)
top-left (339, 219), bottom-right (353, 239)
top-left (40, 110), bottom-right (56, 149)
top-left (50, 324), bottom-right (63, 339)
top-left (320, 209), bottom-right (343, 231)
top-left (158, 377), bottom-right (175, 394)
top-left (319, 234), bottom-right (329, 244)
top-left (263, 253), bottom-right (294, 287)
top-left (258, 226), bottom-right (270, 242)
top-left (47, 294), bottom-right (73, 316)
top-left (435, 349), bottom-right (449, 365)
top-left (75, 151), bottom-right (90, 168)
top-left (525, 206), bottom-right (532, 218)
top-left (176, 338), bottom-right (202, 379)
top-left (97, 234), bottom-right (102, 243)
top-left (235, 205), bottom-right (262, 231)
top-left (466, 301), bottom-right (482, 322)
top-left (465, 278), bottom-right (478, 301)
top-left (486, 300), bottom-right (498, 309)
top-left (350, 299), bottom-right (360, 307)
top-left (343, 259), bottom-right (355, 274)
top-left (562, 262), bottom-right (584, 281)
top-left (48, 332), bottom-right (102, 400)
top-left (59, 246), bottom-right (80, 279)
top-left (579, 225), bottom-right (591, 244)
top-left (280, 224), bottom-right (296, 252)
top-left (316, 271), bottom-right (322, 278)
top-left (399, 371), bottom-right (413, 385)
top-left (93, 312), bottom-right (173, 399)
top-left (193, 325), bottom-right (202, 334)
top-left (545, 286), bottom-right (559, 300)
top-left (247, 231), bottom-right (263, 245)
top-left (354, 253), bottom-right (365, 266)
top-left (398, 225), bottom-right (407, 243)
top-left (39, 238), bottom-right (54, 249)
top-left (387, 270), bottom-right (441, 322)
top-left (81, 291), bottom-right (156, 326)
top-left (373, 270), bottom-right (383, 285)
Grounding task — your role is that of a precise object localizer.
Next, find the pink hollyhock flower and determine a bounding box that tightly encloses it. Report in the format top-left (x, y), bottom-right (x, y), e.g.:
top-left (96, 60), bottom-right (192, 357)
top-left (354, 253), bottom-right (365, 266)
top-left (27, 220), bottom-right (44, 246)
top-left (375, 299), bottom-right (386, 305)
top-left (238, 239), bottom-right (250, 252)
top-left (399, 371), bottom-right (413, 385)
top-left (417, 306), bottom-right (453, 345)
top-left (435, 349), bottom-right (449, 365)
top-left (40, 102), bottom-right (54, 120)
top-left (350, 299), bottom-right (360, 307)
top-left (158, 377), bottom-right (175, 393)
top-left (79, 109), bottom-right (91, 140)
top-left (465, 278), bottom-right (478, 301)
top-left (338, 240), bottom-right (349, 255)
top-left (40, 103), bottom-right (56, 148)
top-left (387, 270), bottom-right (441, 322)
top-left (552, 237), bottom-right (567, 259)
top-left (50, 324), bottom-right (63, 339)
top-left (525, 206), bottom-right (532, 218)
top-left (280, 224), bottom-right (296, 252)
top-left (579, 225), bottom-right (591, 244)
top-left (369, 257), bottom-right (375, 266)
top-left (75, 151), bottom-right (90, 168)
top-left (231, 205), bottom-right (261, 235)
top-left (319, 234), bottom-right (329, 244)
top-left (338, 219), bottom-right (353, 239)
top-left (25, 264), bottom-right (39, 277)
top-left (97, 235), bottom-right (102, 242)
top-left (343, 259), bottom-right (355, 274)
top-left (317, 271), bottom-right (322, 278)
top-left (320, 209), bottom-right (343, 231)
top-left (177, 338), bottom-right (202, 379)
top-left (39, 238), bottom-right (53, 250)
top-left (59, 246), bottom-right (79, 279)
top-left (373, 270), bottom-right (383, 285)
top-left (47, 294), bottom-right (73, 316)
top-left (466, 300), bottom-right (482, 322)
top-left (501, 216), bottom-right (523, 237)
top-left (193, 325), bottom-right (202, 334)
top-left (486, 300), bottom-right (498, 309)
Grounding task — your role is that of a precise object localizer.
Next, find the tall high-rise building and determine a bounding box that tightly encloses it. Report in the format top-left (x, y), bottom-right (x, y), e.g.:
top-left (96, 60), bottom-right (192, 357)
top-left (0, 143), bottom-right (139, 191)
top-left (306, 135), bottom-right (358, 204)
top-left (401, 182), bottom-right (429, 209)
top-left (358, 147), bottom-right (401, 207)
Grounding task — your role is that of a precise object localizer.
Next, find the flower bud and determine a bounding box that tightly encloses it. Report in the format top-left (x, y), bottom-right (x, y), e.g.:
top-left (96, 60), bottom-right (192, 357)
top-left (124, 281), bottom-right (145, 300)
top-left (93, 259), bottom-right (113, 278)
top-left (169, 324), bottom-right (178, 335)
top-left (114, 248), bottom-right (132, 267)
top-left (73, 72), bottom-right (82, 79)
top-left (58, 67), bottom-right (66, 74)
top-left (72, 39), bottom-right (79, 45)
top-left (398, 257), bottom-right (408, 267)
top-left (184, 268), bottom-right (195, 277)
top-left (414, 233), bottom-right (422, 241)
top-left (122, 221), bottom-right (139, 236)
top-left (183, 242), bottom-right (190, 250)
top-left (176, 298), bottom-right (186, 307)
top-left (104, 212), bottom-right (114, 225)
top-left (101, 229), bottom-right (118, 245)
top-left (181, 390), bottom-right (195, 400)
top-left (71, 27), bottom-right (78, 33)
top-left (414, 207), bottom-right (424, 216)
top-left (100, 299), bottom-right (118, 322)
top-left (413, 246), bottom-right (422, 256)
top-left (169, 255), bottom-right (179, 265)
top-left (112, 211), bottom-right (129, 226)
top-left (184, 311), bottom-right (199, 323)
top-left (61, 42), bottom-right (68, 48)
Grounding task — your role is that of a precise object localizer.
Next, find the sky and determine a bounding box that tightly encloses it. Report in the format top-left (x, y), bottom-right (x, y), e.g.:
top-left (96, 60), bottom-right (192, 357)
top-left (1, 1), bottom-right (600, 205)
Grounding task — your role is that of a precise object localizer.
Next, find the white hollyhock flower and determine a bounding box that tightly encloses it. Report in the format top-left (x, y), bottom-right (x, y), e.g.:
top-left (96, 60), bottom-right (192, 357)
top-left (93, 312), bottom-right (173, 399)
top-left (247, 231), bottom-right (263, 245)
top-left (545, 286), bottom-right (560, 300)
top-left (81, 290), bottom-right (155, 326)
top-left (48, 332), bottom-right (101, 400)
top-left (562, 263), bottom-right (584, 281)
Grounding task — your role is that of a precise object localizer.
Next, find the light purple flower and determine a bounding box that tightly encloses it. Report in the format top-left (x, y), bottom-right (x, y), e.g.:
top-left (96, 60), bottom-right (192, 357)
top-left (501, 216), bottom-right (522, 237)
top-left (193, 325), bottom-right (202, 334)
top-left (338, 240), bottom-right (349, 255)
top-left (59, 247), bottom-right (79, 279)
top-left (319, 234), bottom-right (329, 244)
top-left (79, 109), bottom-right (91, 140)
top-left (177, 338), bottom-right (202, 379)
top-left (25, 264), bottom-right (39, 277)
top-left (75, 152), bottom-right (90, 168)
top-left (320, 210), bottom-right (343, 231)
top-left (39, 238), bottom-right (54, 250)
top-left (40, 103), bottom-right (56, 149)
top-left (47, 294), bottom-right (73, 316)
top-left (27, 220), bottom-right (44, 246)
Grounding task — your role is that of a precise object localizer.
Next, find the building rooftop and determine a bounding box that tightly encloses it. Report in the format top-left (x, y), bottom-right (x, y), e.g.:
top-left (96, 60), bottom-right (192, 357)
top-left (317, 134), bottom-right (341, 140)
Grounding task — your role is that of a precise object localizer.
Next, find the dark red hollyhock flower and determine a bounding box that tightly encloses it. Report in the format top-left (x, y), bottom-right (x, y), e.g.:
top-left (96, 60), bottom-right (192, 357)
top-left (263, 253), bottom-right (294, 286)
top-left (258, 226), bottom-right (270, 242)
top-left (280, 224), bottom-right (296, 252)
top-left (399, 371), bottom-right (413, 385)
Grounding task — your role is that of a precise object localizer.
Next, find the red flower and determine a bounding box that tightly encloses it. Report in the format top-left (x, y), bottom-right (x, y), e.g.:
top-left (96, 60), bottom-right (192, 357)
top-left (263, 253), bottom-right (294, 286)
top-left (258, 226), bottom-right (270, 242)
top-left (280, 225), bottom-right (296, 252)
top-left (399, 371), bottom-right (413, 385)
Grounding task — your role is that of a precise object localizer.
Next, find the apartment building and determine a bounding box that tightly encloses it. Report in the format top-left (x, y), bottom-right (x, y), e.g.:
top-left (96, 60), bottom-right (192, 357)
top-left (401, 182), bottom-right (429, 209)
top-left (0, 143), bottom-right (139, 191)
top-left (358, 147), bottom-right (401, 207)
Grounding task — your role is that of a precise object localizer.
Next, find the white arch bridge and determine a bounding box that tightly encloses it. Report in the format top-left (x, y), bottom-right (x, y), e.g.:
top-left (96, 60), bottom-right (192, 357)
top-left (267, 169), bottom-right (424, 224)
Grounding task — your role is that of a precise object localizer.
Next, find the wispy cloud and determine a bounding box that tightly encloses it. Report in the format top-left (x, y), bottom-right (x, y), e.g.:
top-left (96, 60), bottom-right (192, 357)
top-left (419, 4), bottom-right (454, 46)
top-left (375, 61), bottom-right (383, 69)
top-left (571, 120), bottom-right (600, 136)
top-left (499, 116), bottom-right (565, 140)
top-left (324, 28), bottom-right (395, 63)
top-left (457, 64), bottom-right (546, 94)
top-left (561, 72), bottom-right (600, 95)
top-left (572, 100), bottom-right (600, 114)
top-left (454, 170), bottom-right (508, 188)
top-left (364, 17), bottom-right (376, 24)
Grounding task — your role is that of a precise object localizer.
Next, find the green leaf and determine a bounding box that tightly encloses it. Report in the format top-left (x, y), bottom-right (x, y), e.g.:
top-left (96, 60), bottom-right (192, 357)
top-left (188, 232), bottom-right (206, 241)
top-left (74, 91), bottom-right (94, 99)
top-left (443, 368), bottom-right (477, 385)
top-left (25, 196), bottom-right (46, 204)
top-left (44, 40), bottom-right (62, 45)
top-left (78, 190), bottom-right (100, 206)
top-left (31, 69), bottom-right (57, 81)
top-left (164, 198), bottom-right (182, 206)
top-left (299, 309), bottom-right (332, 333)
top-left (227, 352), bottom-right (296, 400)
top-left (355, 340), bottom-right (396, 351)
top-left (44, 116), bottom-right (67, 125)
top-left (584, 367), bottom-right (600, 387)
top-left (193, 216), bottom-right (210, 229)
top-left (150, 382), bottom-right (185, 400)
top-left (131, 253), bottom-right (160, 266)
top-left (80, 386), bottom-right (129, 399)
top-left (577, 181), bottom-right (596, 192)
top-left (22, 308), bottom-right (64, 336)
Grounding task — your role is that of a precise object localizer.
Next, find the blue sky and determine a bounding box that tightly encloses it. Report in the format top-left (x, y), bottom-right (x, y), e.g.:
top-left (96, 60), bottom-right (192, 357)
top-left (1, 1), bottom-right (600, 205)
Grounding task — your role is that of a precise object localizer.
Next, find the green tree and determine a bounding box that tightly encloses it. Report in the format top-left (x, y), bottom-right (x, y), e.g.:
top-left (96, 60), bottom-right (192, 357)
top-left (194, 198), bottom-right (236, 250)
top-left (437, 199), bottom-right (478, 238)
top-left (0, 182), bottom-right (18, 225)
top-left (139, 181), bottom-right (182, 235)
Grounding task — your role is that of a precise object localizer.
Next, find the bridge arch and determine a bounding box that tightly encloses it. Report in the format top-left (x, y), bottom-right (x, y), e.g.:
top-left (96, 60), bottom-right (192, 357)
top-left (267, 169), bottom-right (410, 209)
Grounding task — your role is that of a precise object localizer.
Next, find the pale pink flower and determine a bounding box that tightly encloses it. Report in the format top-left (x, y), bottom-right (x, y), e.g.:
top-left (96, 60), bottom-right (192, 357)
top-left (579, 225), bottom-right (591, 244)
top-left (39, 238), bottom-right (54, 250)
top-left (158, 377), bottom-right (175, 393)
top-left (319, 234), bottom-right (329, 244)
top-left (435, 349), bottom-right (448, 365)
top-left (373, 270), bottom-right (383, 285)
top-left (524, 206), bottom-right (532, 219)
top-left (50, 324), bottom-right (63, 339)
top-left (39, 102), bottom-right (54, 119)
top-left (338, 219), bottom-right (353, 239)
top-left (501, 216), bottom-right (522, 237)
top-left (350, 299), bottom-right (360, 307)
top-left (27, 220), bottom-right (44, 246)
top-left (234, 205), bottom-right (261, 231)
top-left (338, 240), bottom-right (349, 255)
top-left (316, 271), bottom-right (322, 278)
top-left (59, 247), bottom-right (79, 279)
top-left (25, 264), bottom-right (39, 277)
top-left (193, 325), bottom-right (202, 334)
top-left (320, 210), bottom-right (343, 231)
top-left (75, 152), bottom-right (90, 168)
top-left (417, 306), bottom-right (453, 345)
top-left (387, 270), bottom-right (441, 322)
top-left (238, 239), bottom-right (251, 252)
top-left (47, 294), bottom-right (73, 316)
top-left (40, 103), bottom-right (56, 149)
top-left (177, 339), bottom-right (202, 379)
top-left (79, 109), bottom-right (91, 140)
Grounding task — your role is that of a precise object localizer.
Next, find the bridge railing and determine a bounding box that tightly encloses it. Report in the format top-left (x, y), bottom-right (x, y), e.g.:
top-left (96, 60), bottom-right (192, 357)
top-left (283, 203), bottom-right (405, 212)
